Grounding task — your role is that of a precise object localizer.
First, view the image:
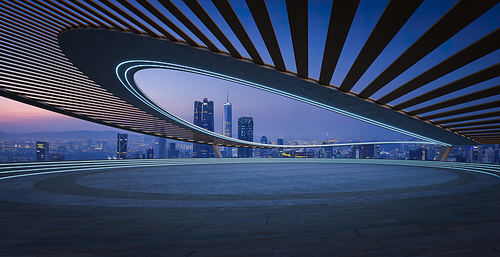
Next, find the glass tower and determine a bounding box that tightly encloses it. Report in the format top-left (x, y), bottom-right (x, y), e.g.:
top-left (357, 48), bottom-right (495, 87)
top-left (193, 98), bottom-right (214, 158)
top-left (238, 116), bottom-right (254, 158)
top-left (155, 137), bottom-right (166, 159)
top-left (223, 94), bottom-right (232, 158)
top-left (116, 133), bottom-right (128, 159)
top-left (36, 141), bottom-right (49, 161)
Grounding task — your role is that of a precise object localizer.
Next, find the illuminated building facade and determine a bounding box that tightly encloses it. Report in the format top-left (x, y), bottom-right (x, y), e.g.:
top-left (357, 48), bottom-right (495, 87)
top-left (222, 95), bottom-right (232, 158)
top-left (193, 99), bottom-right (214, 158)
top-left (409, 148), bottom-right (426, 160)
top-left (36, 142), bottom-right (49, 162)
top-left (168, 143), bottom-right (179, 159)
top-left (117, 133), bottom-right (128, 159)
top-left (156, 137), bottom-right (166, 159)
top-left (352, 145), bottom-right (375, 159)
top-left (238, 117), bottom-right (254, 158)
top-left (147, 147), bottom-right (154, 159)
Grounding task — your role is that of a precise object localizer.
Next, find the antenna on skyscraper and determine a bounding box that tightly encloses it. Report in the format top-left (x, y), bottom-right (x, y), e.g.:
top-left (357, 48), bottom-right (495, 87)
top-left (226, 91), bottom-right (229, 103)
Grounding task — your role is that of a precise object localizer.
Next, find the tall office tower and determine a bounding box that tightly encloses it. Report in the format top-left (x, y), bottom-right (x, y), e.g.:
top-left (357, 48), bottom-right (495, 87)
top-left (375, 145), bottom-right (381, 159)
top-left (116, 133), bottom-right (128, 159)
top-left (322, 142), bottom-right (333, 158)
top-left (168, 143), bottom-right (179, 158)
top-left (223, 94), bottom-right (232, 138)
top-left (155, 137), bottom-right (166, 159)
top-left (260, 136), bottom-right (269, 158)
top-left (409, 148), bottom-right (426, 160)
top-left (238, 116), bottom-right (254, 158)
top-left (193, 98), bottom-right (214, 158)
top-left (36, 141), bottom-right (49, 161)
top-left (146, 147), bottom-right (154, 159)
top-left (222, 94), bottom-right (232, 158)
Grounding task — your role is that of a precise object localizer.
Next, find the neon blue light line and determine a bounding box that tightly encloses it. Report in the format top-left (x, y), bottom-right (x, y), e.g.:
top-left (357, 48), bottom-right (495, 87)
top-left (115, 60), bottom-right (451, 146)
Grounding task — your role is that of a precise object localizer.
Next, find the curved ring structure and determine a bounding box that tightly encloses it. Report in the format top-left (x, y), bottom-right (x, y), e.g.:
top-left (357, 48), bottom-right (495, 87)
top-left (1, 1), bottom-right (499, 147)
top-left (60, 29), bottom-right (474, 146)
top-left (117, 59), bottom-right (445, 146)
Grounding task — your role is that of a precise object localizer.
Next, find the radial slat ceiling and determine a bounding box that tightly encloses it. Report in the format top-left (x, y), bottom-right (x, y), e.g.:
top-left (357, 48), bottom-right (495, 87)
top-left (0, 0), bottom-right (499, 145)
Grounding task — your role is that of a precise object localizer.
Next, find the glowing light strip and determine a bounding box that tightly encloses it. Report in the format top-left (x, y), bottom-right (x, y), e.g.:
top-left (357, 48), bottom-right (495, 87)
top-left (0, 159), bottom-right (498, 181)
top-left (116, 60), bottom-right (450, 146)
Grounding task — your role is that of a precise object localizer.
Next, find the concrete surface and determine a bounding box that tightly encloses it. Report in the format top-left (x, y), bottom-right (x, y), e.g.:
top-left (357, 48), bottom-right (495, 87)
top-left (1, 159), bottom-right (500, 256)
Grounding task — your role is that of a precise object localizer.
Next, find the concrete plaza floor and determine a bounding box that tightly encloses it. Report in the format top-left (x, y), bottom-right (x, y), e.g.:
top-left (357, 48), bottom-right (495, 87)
top-left (1, 159), bottom-right (500, 256)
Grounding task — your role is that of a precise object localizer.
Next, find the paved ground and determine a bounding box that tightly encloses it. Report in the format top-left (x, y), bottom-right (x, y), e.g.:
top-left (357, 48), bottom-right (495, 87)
top-left (1, 159), bottom-right (500, 256)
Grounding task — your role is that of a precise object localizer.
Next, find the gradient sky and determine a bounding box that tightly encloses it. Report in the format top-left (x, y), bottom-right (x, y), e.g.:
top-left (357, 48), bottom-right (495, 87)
top-left (1, 0), bottom-right (499, 142)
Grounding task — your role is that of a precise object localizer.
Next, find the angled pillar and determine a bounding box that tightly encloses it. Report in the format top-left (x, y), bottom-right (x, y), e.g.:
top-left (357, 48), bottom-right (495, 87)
top-left (211, 144), bottom-right (223, 158)
top-left (438, 146), bottom-right (452, 162)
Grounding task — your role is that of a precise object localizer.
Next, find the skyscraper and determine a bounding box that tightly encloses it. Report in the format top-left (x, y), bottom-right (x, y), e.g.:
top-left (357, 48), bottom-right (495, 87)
top-left (36, 141), bottom-right (49, 161)
top-left (155, 137), bottom-right (166, 159)
top-left (238, 116), bottom-right (253, 158)
top-left (222, 93), bottom-right (232, 158)
top-left (260, 136), bottom-right (269, 158)
top-left (193, 98), bottom-right (214, 158)
top-left (117, 133), bottom-right (128, 159)
top-left (168, 143), bottom-right (179, 158)
top-left (223, 93), bottom-right (232, 138)
top-left (147, 147), bottom-right (154, 159)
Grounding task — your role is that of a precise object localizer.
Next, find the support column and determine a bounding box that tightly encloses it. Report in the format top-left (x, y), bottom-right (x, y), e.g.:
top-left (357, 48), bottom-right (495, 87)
top-left (211, 144), bottom-right (222, 158)
top-left (438, 146), bottom-right (452, 162)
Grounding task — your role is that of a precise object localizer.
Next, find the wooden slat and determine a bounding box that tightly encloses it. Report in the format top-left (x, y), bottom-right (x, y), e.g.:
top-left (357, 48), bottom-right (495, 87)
top-left (7, 0), bottom-right (64, 30)
top-left (67, 0), bottom-right (125, 30)
top-left (158, 0), bottom-right (220, 51)
top-left (183, 0), bottom-right (241, 58)
top-left (409, 84), bottom-right (500, 116)
top-left (286, 0), bottom-right (308, 78)
top-left (98, 0), bottom-right (158, 36)
top-left (379, 27), bottom-right (500, 105)
top-left (246, 0), bottom-right (286, 71)
top-left (51, 0), bottom-right (112, 29)
top-left (212, 0), bottom-right (264, 64)
top-left (117, 0), bottom-right (177, 41)
top-left (436, 111), bottom-right (500, 124)
top-left (339, 0), bottom-right (423, 92)
top-left (456, 125), bottom-right (500, 132)
top-left (396, 62), bottom-right (500, 110)
top-left (83, 0), bottom-right (140, 33)
top-left (359, 0), bottom-right (499, 98)
top-left (466, 129), bottom-right (500, 135)
top-left (34, 0), bottom-right (90, 27)
top-left (445, 119), bottom-right (500, 128)
top-left (318, 0), bottom-right (360, 85)
top-left (423, 100), bottom-right (500, 120)
top-left (137, 0), bottom-right (198, 46)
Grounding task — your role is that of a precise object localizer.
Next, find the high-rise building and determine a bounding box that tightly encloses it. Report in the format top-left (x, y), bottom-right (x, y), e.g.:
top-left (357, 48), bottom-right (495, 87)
top-left (222, 94), bottom-right (232, 158)
top-left (193, 98), bottom-right (214, 158)
top-left (223, 93), bottom-right (232, 138)
top-left (155, 137), bottom-right (166, 159)
top-left (147, 147), bottom-right (154, 159)
top-left (260, 136), bottom-right (270, 158)
top-left (409, 148), bottom-right (426, 160)
top-left (117, 133), bottom-right (128, 159)
top-left (36, 141), bottom-right (49, 161)
top-left (352, 145), bottom-right (375, 159)
top-left (168, 143), bottom-right (179, 158)
top-left (238, 116), bottom-right (253, 158)
top-left (375, 145), bottom-right (381, 159)
top-left (276, 138), bottom-right (284, 158)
